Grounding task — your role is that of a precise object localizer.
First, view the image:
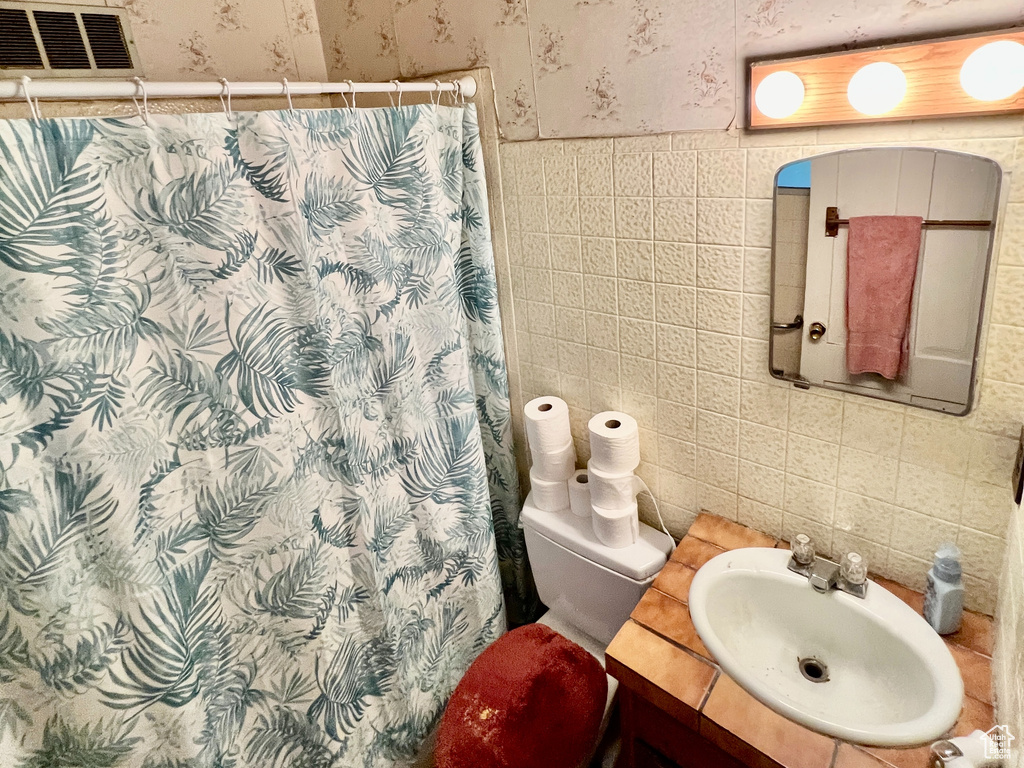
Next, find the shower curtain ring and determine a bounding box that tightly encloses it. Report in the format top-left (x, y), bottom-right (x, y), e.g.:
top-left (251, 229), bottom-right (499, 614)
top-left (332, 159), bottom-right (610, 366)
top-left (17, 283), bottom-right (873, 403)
top-left (432, 79), bottom-right (442, 105)
top-left (388, 79), bottom-right (399, 108)
top-left (281, 78), bottom-right (295, 113)
top-left (345, 80), bottom-right (356, 108)
top-left (130, 76), bottom-right (149, 125)
top-left (20, 76), bottom-right (40, 122)
top-left (218, 78), bottom-right (232, 117)
top-left (392, 80), bottom-right (402, 108)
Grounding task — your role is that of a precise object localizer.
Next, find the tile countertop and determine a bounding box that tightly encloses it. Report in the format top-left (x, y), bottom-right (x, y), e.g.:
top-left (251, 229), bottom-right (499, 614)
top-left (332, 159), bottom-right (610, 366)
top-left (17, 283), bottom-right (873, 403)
top-left (605, 513), bottom-right (995, 768)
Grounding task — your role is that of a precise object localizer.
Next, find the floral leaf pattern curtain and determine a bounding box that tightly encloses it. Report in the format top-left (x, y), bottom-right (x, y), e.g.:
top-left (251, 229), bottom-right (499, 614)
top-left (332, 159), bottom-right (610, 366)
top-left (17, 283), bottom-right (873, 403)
top-left (0, 103), bottom-right (530, 767)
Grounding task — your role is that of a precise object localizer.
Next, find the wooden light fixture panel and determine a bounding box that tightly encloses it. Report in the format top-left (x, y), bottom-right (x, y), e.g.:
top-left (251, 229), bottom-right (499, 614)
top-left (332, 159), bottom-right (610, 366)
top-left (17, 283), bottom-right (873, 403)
top-left (749, 28), bottom-right (1024, 129)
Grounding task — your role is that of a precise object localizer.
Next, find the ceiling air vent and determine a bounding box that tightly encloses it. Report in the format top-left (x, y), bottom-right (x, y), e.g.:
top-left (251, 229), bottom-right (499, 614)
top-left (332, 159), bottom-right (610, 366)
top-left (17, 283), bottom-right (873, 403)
top-left (0, 1), bottom-right (140, 78)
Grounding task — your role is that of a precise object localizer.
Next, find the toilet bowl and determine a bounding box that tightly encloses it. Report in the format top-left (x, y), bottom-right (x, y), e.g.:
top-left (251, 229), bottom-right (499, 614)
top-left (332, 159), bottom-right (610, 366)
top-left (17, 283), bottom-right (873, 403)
top-left (521, 492), bottom-right (674, 734)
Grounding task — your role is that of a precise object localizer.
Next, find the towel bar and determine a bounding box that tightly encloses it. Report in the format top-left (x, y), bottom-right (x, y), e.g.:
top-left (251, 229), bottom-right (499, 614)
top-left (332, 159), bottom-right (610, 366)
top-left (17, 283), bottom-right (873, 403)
top-left (824, 206), bottom-right (991, 238)
top-left (771, 314), bottom-right (803, 331)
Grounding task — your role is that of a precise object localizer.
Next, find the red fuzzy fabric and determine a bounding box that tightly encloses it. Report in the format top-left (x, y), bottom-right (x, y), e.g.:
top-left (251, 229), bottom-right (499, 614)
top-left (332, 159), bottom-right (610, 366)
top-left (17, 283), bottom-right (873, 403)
top-left (435, 623), bottom-right (608, 768)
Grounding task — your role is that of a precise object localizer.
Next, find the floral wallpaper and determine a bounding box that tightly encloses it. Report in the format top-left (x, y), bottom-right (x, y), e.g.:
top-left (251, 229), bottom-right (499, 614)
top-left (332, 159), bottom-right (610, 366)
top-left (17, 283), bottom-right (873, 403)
top-left (314, 0), bottom-right (1024, 140)
top-left (106, 0), bottom-right (328, 82)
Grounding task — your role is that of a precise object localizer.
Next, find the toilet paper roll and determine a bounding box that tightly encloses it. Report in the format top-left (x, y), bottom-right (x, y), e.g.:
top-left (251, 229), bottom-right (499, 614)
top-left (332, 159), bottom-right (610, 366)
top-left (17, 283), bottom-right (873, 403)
top-left (588, 411), bottom-right (641, 474)
top-left (568, 469), bottom-right (591, 518)
top-left (591, 501), bottom-right (639, 548)
top-left (587, 463), bottom-right (641, 509)
top-left (525, 396), bottom-right (572, 454)
top-left (529, 468), bottom-right (570, 512)
top-left (530, 439), bottom-right (576, 482)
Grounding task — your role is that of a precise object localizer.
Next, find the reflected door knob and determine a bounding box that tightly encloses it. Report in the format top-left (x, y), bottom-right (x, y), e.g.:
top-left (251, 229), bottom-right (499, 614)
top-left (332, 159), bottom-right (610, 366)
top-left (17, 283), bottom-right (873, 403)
top-left (808, 322), bottom-right (826, 341)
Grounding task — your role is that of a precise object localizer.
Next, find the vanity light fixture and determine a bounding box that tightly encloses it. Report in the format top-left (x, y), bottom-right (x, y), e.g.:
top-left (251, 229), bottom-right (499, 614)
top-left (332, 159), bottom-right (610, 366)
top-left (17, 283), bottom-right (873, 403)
top-left (749, 27), bottom-right (1024, 128)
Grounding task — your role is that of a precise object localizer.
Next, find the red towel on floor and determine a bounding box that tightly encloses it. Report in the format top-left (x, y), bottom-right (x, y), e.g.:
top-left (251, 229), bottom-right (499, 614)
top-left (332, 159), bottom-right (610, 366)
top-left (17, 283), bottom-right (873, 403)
top-left (846, 215), bottom-right (923, 379)
top-left (435, 623), bottom-right (607, 768)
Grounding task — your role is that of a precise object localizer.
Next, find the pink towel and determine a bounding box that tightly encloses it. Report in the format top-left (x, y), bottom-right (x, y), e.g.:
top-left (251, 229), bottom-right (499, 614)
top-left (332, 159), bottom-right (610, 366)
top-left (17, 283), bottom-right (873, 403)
top-left (846, 215), bottom-right (923, 379)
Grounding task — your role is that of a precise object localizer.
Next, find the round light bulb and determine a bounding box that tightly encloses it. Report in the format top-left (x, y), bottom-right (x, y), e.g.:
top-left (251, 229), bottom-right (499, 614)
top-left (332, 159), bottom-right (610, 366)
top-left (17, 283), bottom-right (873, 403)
top-left (960, 40), bottom-right (1024, 101)
top-left (754, 70), bottom-right (805, 119)
top-left (847, 61), bottom-right (907, 115)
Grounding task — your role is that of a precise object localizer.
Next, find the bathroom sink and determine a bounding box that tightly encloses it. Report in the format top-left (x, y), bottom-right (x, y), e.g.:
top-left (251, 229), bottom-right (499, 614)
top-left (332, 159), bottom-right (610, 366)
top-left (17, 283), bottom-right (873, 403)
top-left (688, 547), bottom-right (963, 747)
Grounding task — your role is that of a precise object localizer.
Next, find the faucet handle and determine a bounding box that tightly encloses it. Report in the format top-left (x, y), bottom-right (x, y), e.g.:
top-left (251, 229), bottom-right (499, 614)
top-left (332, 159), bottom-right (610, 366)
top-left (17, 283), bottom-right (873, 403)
top-left (791, 533), bottom-right (815, 566)
top-left (841, 552), bottom-right (867, 585)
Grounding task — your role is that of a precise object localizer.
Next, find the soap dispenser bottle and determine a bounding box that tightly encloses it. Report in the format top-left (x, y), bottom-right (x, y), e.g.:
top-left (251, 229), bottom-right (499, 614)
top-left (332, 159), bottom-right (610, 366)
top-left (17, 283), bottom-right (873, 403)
top-left (923, 543), bottom-right (964, 635)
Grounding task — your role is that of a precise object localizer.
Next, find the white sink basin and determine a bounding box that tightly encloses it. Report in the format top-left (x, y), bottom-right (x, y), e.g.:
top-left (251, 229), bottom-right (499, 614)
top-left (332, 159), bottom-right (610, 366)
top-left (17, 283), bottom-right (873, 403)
top-left (688, 547), bottom-right (963, 747)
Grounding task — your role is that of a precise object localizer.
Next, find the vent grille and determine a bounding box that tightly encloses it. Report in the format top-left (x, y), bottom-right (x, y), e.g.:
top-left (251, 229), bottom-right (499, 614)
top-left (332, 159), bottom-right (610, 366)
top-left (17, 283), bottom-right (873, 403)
top-left (0, 9), bottom-right (44, 68)
top-left (34, 10), bottom-right (90, 69)
top-left (82, 13), bottom-right (131, 69)
top-left (0, 1), bottom-right (140, 77)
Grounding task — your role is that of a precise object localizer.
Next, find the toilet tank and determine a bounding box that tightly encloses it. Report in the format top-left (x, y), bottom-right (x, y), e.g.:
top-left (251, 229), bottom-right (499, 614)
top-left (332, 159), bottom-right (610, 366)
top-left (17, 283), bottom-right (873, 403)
top-left (521, 495), bottom-right (674, 646)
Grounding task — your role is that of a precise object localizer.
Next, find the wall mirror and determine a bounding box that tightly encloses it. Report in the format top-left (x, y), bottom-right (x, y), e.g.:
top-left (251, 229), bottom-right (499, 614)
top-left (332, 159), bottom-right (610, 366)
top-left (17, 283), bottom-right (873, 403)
top-left (769, 148), bottom-right (1001, 415)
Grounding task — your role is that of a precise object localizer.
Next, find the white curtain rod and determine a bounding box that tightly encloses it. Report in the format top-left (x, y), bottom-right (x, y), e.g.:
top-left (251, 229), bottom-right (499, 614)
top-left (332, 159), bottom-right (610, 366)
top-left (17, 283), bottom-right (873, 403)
top-left (0, 75), bottom-right (477, 102)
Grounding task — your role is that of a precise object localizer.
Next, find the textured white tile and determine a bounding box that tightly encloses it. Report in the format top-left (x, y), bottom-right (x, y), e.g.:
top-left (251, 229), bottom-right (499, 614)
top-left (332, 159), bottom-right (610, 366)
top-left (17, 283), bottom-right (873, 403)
top-left (967, 430), bottom-right (1018, 487)
top-left (622, 354), bottom-right (656, 393)
top-left (697, 483), bottom-right (739, 521)
top-left (660, 469), bottom-right (697, 510)
top-left (544, 156), bottom-right (577, 196)
top-left (658, 435), bottom-right (697, 479)
top-left (557, 340), bottom-right (589, 378)
top-left (745, 147), bottom-right (808, 199)
top-left (894, 463), bottom-right (965, 522)
top-left (583, 275), bottom-right (617, 314)
top-left (552, 271), bottom-right (584, 309)
top-left (656, 323), bottom-right (696, 367)
top-left (698, 446), bottom-right (739, 491)
top-left (789, 390), bottom-right (843, 444)
top-left (578, 155), bottom-right (613, 197)
top-left (696, 198), bottom-right (745, 245)
top-left (900, 414), bottom-right (972, 476)
top-left (698, 410), bottom-right (739, 453)
top-left (782, 513), bottom-right (834, 555)
top-left (555, 307), bottom-right (587, 343)
top-left (654, 198), bottom-right (697, 243)
top-left (786, 434), bottom-right (841, 485)
top-left (743, 247), bottom-right (772, 295)
top-left (620, 318), bottom-right (656, 359)
top-left (654, 151), bottom-right (697, 198)
top-left (696, 371), bottom-right (740, 417)
top-left (615, 197), bottom-right (653, 240)
top-left (983, 324), bottom-right (1024, 382)
top-left (579, 197), bottom-right (615, 237)
top-left (784, 474), bottom-right (836, 527)
top-left (991, 265), bottom-right (1024, 327)
top-left (890, 510), bottom-right (959, 562)
top-left (739, 460), bottom-right (784, 507)
top-left (587, 347), bottom-right (620, 387)
top-left (586, 311), bottom-right (619, 350)
top-left (997, 204), bottom-right (1024, 266)
top-left (744, 199), bottom-right (774, 248)
top-left (884, 550), bottom-right (929, 593)
top-left (742, 338), bottom-right (771, 383)
top-left (740, 380), bottom-right (789, 430)
top-left (617, 240), bottom-right (655, 281)
top-left (550, 235), bottom-right (583, 272)
top-left (528, 301), bottom-right (555, 337)
top-left (958, 526), bottom-right (1004, 583)
top-left (834, 491), bottom-right (895, 546)
top-left (738, 497), bottom-right (783, 538)
top-left (842, 401), bottom-right (904, 458)
top-left (658, 363), bottom-right (696, 405)
top-left (697, 149), bottom-right (745, 198)
top-left (615, 135), bottom-right (672, 153)
top-left (838, 447), bottom-right (899, 503)
top-left (696, 245), bottom-right (744, 291)
top-left (614, 153), bottom-right (653, 197)
top-left (618, 279), bottom-right (655, 320)
top-left (972, 379), bottom-right (1024, 439)
top-left (696, 289), bottom-right (742, 335)
top-left (655, 242), bottom-right (697, 286)
top-left (547, 195), bottom-right (580, 235)
top-left (656, 284), bottom-right (696, 327)
top-left (697, 331), bottom-right (742, 376)
top-left (520, 195), bottom-right (548, 234)
top-left (657, 399), bottom-right (696, 442)
top-left (830, 531), bottom-right (889, 574)
top-left (739, 421), bottom-right (787, 470)
top-left (582, 237), bottom-right (616, 275)
top-left (524, 267), bottom-right (554, 303)
top-left (741, 293), bottom-right (770, 340)
top-left (961, 482), bottom-right (1012, 536)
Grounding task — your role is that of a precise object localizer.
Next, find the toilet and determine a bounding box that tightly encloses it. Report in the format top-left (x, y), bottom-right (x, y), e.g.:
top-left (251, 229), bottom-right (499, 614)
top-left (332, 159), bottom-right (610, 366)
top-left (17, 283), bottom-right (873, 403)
top-left (521, 491), bottom-right (674, 733)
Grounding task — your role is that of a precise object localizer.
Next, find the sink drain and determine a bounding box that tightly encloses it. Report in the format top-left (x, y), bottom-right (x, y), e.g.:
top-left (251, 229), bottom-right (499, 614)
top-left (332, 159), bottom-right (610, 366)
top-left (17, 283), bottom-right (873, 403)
top-left (798, 657), bottom-right (829, 683)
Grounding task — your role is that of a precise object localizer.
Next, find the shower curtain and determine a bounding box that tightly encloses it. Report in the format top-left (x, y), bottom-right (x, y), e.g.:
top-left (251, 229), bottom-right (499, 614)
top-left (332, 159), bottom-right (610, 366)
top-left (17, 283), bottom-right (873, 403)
top-left (0, 103), bottom-right (532, 766)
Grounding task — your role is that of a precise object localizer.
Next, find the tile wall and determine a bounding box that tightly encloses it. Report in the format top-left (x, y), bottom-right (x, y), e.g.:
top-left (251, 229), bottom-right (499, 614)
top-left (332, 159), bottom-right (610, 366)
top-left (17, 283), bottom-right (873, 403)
top-left (497, 117), bottom-right (1024, 615)
top-left (996, 506), bottom-right (1024, 760)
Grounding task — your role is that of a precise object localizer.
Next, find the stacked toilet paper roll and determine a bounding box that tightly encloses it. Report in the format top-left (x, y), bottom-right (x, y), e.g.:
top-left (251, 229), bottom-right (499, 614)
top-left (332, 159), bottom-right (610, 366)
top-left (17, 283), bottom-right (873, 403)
top-left (588, 411), bottom-right (642, 548)
top-left (568, 469), bottom-right (591, 518)
top-left (525, 396), bottom-right (577, 512)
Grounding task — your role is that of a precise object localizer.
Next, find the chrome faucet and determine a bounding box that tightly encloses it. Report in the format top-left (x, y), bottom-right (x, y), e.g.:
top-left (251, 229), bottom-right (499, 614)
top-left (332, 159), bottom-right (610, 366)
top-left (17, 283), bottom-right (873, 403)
top-left (787, 534), bottom-right (868, 598)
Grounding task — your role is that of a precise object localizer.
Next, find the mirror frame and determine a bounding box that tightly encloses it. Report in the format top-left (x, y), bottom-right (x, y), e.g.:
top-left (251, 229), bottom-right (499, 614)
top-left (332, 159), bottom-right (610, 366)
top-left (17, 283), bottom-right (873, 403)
top-left (767, 147), bottom-right (1003, 416)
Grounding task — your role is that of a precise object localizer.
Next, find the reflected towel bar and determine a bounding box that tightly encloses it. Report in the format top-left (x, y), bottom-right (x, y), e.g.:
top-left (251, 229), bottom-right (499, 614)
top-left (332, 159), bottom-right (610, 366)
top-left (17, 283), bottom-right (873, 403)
top-left (824, 206), bottom-right (992, 238)
top-left (771, 314), bottom-right (803, 331)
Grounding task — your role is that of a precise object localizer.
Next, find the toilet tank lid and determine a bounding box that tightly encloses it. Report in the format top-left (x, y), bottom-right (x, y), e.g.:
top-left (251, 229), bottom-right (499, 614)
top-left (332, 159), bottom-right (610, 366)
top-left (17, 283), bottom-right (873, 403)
top-left (521, 495), bottom-right (674, 580)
